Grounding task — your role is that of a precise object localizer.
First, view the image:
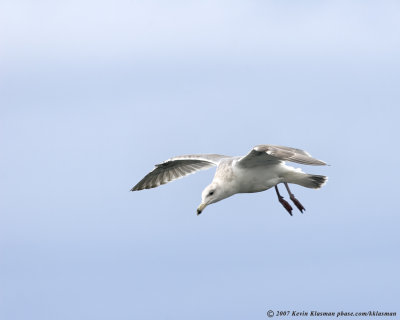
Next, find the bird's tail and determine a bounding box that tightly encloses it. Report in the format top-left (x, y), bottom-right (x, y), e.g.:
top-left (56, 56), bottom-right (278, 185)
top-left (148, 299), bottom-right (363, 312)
top-left (287, 172), bottom-right (328, 189)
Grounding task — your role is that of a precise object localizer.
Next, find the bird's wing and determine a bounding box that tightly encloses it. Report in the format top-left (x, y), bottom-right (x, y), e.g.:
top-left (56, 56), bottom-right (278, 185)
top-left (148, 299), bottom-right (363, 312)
top-left (131, 154), bottom-right (228, 191)
top-left (237, 145), bottom-right (327, 168)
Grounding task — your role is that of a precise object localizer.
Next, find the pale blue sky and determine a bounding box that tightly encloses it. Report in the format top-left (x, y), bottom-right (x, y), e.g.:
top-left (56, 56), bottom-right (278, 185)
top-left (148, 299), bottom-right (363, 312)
top-left (1, 1), bottom-right (399, 319)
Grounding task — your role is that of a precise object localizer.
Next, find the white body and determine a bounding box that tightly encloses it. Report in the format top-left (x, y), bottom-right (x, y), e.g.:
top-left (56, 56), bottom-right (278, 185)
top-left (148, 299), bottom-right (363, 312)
top-left (210, 158), bottom-right (310, 201)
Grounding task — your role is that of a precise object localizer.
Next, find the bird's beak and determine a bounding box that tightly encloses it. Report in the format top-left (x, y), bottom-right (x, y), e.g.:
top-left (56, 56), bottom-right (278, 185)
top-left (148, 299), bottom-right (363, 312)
top-left (197, 203), bottom-right (207, 215)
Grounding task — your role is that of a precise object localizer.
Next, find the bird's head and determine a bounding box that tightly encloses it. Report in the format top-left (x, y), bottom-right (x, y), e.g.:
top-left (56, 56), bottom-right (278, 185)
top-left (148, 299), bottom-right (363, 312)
top-left (197, 182), bottom-right (232, 215)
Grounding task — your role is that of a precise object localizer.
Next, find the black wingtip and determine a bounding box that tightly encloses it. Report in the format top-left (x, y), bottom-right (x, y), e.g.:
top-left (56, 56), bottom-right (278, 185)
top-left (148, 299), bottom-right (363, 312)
top-left (130, 185), bottom-right (139, 191)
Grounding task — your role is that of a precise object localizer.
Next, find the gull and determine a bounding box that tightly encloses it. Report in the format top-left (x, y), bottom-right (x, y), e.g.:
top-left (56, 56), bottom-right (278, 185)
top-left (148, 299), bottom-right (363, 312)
top-left (131, 145), bottom-right (328, 216)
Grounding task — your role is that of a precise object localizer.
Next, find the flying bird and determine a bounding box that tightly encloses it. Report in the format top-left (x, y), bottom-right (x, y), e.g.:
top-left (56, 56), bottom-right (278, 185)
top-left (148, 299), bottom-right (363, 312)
top-left (131, 145), bottom-right (328, 215)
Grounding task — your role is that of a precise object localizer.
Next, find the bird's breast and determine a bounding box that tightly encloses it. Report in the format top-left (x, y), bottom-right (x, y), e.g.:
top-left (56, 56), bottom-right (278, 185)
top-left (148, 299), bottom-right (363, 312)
top-left (232, 163), bottom-right (285, 193)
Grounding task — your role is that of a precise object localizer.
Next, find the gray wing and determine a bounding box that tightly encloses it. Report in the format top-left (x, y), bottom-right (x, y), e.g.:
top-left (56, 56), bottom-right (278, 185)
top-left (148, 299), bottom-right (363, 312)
top-left (131, 154), bottom-right (229, 191)
top-left (238, 145), bottom-right (327, 168)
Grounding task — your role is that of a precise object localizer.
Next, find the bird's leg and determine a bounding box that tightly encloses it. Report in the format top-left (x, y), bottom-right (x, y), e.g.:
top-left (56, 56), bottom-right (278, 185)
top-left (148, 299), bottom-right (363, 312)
top-left (284, 182), bottom-right (305, 213)
top-left (275, 185), bottom-right (293, 216)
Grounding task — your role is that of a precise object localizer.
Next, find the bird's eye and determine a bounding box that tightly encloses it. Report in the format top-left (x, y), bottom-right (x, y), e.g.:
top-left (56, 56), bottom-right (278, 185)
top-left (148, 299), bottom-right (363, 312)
top-left (209, 191), bottom-right (214, 196)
